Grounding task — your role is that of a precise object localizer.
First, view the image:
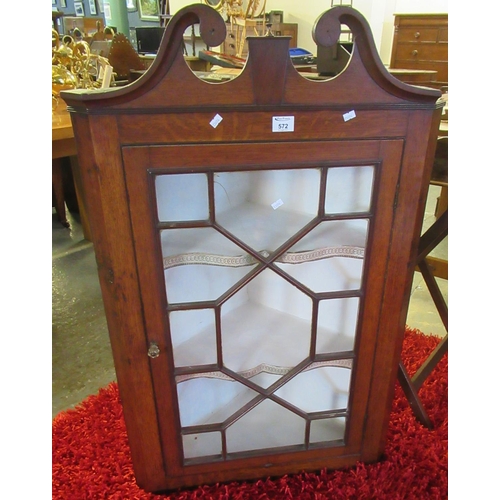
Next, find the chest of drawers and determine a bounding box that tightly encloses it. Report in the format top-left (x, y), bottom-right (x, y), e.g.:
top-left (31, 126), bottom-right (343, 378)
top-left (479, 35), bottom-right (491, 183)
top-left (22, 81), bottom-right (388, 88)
top-left (390, 14), bottom-right (448, 87)
top-left (223, 22), bottom-right (298, 57)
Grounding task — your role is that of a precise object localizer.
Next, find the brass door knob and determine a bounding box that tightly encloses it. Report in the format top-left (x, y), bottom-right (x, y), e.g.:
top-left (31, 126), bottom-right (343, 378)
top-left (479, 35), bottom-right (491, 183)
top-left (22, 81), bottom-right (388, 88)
top-left (148, 342), bottom-right (160, 358)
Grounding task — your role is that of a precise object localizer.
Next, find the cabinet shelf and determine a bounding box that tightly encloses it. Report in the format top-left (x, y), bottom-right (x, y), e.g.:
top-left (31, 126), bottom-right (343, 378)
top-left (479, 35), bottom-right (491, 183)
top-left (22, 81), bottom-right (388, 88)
top-left (171, 300), bottom-right (357, 373)
top-left (160, 201), bottom-right (315, 261)
top-left (161, 216), bottom-right (368, 304)
top-left (177, 364), bottom-right (352, 425)
top-left (178, 349), bottom-right (351, 459)
top-left (180, 387), bottom-right (347, 459)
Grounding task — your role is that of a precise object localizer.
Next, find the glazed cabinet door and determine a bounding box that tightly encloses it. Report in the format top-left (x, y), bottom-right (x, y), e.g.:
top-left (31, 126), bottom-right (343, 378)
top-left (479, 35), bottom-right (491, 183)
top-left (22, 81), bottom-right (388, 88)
top-left (122, 139), bottom-right (403, 487)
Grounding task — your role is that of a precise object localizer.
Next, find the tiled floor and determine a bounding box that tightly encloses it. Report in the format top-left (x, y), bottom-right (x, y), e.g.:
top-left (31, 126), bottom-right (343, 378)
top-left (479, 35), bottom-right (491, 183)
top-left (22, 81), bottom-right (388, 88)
top-left (52, 217), bottom-right (115, 418)
top-left (52, 185), bottom-right (447, 417)
top-left (406, 184), bottom-right (448, 339)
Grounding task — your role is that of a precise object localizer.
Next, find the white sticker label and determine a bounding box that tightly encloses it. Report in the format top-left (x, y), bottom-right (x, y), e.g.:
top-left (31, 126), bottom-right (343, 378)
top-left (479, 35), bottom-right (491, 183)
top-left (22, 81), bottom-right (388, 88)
top-left (271, 199), bottom-right (284, 210)
top-left (272, 116), bottom-right (295, 132)
top-left (210, 114), bottom-right (223, 128)
top-left (343, 110), bottom-right (356, 122)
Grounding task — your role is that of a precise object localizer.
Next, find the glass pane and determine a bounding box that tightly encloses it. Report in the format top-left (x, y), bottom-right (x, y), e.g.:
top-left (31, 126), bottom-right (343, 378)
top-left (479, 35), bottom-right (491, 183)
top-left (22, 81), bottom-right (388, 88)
top-left (310, 417), bottom-right (346, 444)
top-left (221, 269), bottom-right (311, 381)
top-left (316, 297), bottom-right (360, 354)
top-left (182, 432), bottom-right (222, 459)
top-left (156, 173), bottom-right (209, 222)
top-left (158, 166), bottom-right (374, 463)
top-left (177, 376), bottom-right (259, 427)
top-left (274, 366), bottom-right (351, 413)
top-left (215, 169), bottom-right (320, 252)
top-left (226, 399), bottom-right (305, 453)
top-left (275, 219), bottom-right (368, 293)
top-left (170, 309), bottom-right (217, 367)
top-left (325, 166), bottom-right (374, 214)
top-left (161, 227), bottom-right (257, 303)
top-left (248, 372), bottom-right (282, 389)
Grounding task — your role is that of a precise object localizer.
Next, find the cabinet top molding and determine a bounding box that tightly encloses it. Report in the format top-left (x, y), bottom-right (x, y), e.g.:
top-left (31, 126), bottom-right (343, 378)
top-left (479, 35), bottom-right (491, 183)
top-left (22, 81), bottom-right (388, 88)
top-left (61, 4), bottom-right (442, 112)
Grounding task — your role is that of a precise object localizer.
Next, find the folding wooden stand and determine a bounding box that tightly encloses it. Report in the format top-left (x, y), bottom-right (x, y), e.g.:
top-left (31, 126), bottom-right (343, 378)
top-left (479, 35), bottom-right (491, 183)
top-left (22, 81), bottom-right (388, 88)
top-left (398, 142), bottom-right (448, 429)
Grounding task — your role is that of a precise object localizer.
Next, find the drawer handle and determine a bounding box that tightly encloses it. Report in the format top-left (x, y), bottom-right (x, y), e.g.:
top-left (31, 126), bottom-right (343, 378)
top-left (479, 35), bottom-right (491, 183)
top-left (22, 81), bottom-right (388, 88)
top-left (411, 50), bottom-right (418, 56)
top-left (414, 31), bottom-right (420, 39)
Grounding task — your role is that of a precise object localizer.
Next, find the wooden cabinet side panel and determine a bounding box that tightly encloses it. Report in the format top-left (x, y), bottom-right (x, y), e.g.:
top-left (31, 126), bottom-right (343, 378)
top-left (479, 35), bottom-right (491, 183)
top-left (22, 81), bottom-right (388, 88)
top-left (360, 108), bottom-right (442, 459)
top-left (70, 114), bottom-right (166, 490)
top-left (346, 139), bottom-right (404, 457)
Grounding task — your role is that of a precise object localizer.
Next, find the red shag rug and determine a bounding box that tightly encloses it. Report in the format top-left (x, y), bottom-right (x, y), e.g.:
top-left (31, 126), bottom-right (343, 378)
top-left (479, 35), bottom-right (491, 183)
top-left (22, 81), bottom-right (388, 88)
top-left (53, 328), bottom-right (447, 499)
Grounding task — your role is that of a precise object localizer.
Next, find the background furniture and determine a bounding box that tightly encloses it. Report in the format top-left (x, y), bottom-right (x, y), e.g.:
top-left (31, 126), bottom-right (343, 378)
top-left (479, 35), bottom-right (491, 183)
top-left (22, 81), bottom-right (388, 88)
top-left (159, 0), bottom-right (172, 27)
top-left (388, 68), bottom-right (437, 86)
top-left (107, 33), bottom-right (146, 80)
top-left (62, 16), bottom-right (106, 38)
top-left (229, 0), bottom-right (267, 57)
top-left (223, 22), bottom-right (297, 57)
top-left (399, 205), bottom-right (448, 428)
top-left (390, 13), bottom-right (448, 88)
top-left (52, 104), bottom-right (92, 240)
top-left (61, 5), bottom-right (442, 492)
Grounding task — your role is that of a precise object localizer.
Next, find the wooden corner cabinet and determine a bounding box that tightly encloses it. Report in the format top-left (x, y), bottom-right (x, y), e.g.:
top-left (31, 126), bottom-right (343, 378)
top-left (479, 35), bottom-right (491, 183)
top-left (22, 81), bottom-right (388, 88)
top-left (390, 13), bottom-right (448, 88)
top-left (61, 4), bottom-right (443, 493)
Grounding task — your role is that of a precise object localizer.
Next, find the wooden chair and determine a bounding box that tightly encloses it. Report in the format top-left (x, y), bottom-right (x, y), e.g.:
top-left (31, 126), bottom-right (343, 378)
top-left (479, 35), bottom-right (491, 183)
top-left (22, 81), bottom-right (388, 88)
top-left (52, 157), bottom-right (79, 228)
top-left (90, 21), bottom-right (115, 43)
top-left (159, 0), bottom-right (172, 27)
top-left (52, 158), bottom-right (70, 227)
top-left (231, 0), bottom-right (267, 57)
top-left (398, 136), bottom-right (448, 429)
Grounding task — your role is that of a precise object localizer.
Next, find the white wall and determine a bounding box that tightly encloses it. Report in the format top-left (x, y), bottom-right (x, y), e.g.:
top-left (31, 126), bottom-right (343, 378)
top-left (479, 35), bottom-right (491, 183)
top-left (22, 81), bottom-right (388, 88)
top-left (169, 0), bottom-right (448, 64)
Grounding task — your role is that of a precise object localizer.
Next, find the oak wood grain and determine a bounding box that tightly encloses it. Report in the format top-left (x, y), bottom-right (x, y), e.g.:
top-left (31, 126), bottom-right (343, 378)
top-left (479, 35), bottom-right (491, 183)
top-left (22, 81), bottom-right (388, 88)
top-left (61, 4), bottom-right (443, 492)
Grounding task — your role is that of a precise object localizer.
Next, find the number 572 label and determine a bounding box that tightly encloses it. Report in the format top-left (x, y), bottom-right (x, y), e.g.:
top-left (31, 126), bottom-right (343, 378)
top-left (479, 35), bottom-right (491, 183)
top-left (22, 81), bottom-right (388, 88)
top-left (272, 116), bottom-right (295, 133)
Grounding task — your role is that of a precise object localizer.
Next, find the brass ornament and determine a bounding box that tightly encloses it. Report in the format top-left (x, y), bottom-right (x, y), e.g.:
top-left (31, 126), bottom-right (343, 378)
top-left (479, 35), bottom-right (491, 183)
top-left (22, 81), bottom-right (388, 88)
top-left (52, 28), bottom-right (114, 109)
